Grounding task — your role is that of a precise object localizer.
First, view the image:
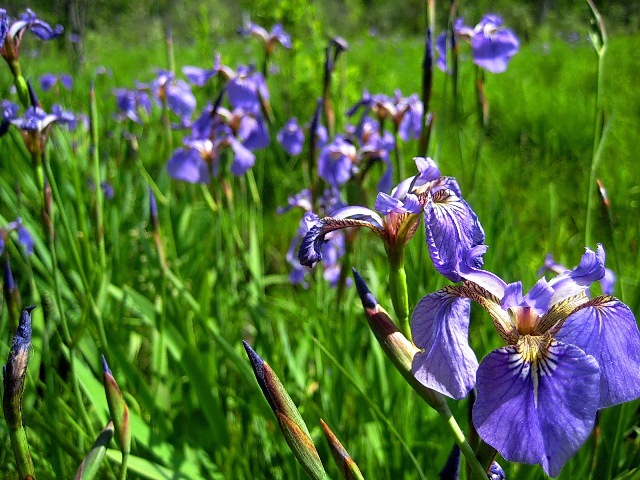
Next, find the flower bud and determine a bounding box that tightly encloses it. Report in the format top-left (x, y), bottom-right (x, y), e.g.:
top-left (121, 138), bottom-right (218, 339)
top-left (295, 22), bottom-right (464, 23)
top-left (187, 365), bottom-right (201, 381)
top-left (352, 269), bottom-right (449, 414)
top-left (243, 341), bottom-right (327, 480)
top-left (320, 419), bottom-right (364, 480)
top-left (101, 356), bottom-right (131, 458)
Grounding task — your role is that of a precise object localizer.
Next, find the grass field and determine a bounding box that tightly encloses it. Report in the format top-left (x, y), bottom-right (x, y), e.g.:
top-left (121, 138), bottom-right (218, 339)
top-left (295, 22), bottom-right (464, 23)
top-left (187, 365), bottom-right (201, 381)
top-left (0, 8), bottom-right (639, 480)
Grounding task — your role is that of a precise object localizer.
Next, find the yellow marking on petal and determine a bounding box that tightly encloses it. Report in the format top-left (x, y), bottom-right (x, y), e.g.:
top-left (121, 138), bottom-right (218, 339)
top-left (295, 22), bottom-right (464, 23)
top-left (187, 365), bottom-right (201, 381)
top-left (459, 281), bottom-right (517, 343)
top-left (516, 334), bottom-right (554, 408)
top-left (539, 292), bottom-right (588, 334)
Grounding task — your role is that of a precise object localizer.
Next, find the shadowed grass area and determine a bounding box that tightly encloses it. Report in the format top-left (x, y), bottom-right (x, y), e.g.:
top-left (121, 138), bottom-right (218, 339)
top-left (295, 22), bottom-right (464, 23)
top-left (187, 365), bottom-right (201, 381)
top-left (0, 16), bottom-right (639, 480)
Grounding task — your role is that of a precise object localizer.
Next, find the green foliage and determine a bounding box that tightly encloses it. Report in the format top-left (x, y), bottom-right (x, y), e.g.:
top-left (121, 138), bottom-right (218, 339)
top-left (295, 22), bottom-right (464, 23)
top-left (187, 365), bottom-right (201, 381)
top-left (0, 5), bottom-right (639, 480)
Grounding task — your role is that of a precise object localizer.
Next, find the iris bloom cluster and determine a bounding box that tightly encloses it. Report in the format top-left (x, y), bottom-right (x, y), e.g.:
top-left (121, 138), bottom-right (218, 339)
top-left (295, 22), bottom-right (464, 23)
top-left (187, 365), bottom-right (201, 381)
top-left (136, 70), bottom-right (197, 125)
top-left (436, 14), bottom-right (519, 74)
top-left (166, 69), bottom-right (270, 182)
top-left (318, 116), bottom-right (395, 193)
top-left (279, 189), bottom-right (346, 288)
top-left (347, 90), bottom-right (423, 142)
top-left (411, 244), bottom-right (640, 476)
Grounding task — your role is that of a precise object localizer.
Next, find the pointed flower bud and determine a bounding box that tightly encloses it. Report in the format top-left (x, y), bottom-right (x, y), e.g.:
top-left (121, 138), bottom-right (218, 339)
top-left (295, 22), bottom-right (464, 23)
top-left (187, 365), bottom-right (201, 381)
top-left (320, 419), bottom-right (364, 480)
top-left (352, 269), bottom-right (448, 414)
top-left (101, 356), bottom-right (131, 459)
top-left (243, 341), bottom-right (327, 480)
top-left (438, 444), bottom-right (461, 480)
top-left (3, 305), bottom-right (36, 478)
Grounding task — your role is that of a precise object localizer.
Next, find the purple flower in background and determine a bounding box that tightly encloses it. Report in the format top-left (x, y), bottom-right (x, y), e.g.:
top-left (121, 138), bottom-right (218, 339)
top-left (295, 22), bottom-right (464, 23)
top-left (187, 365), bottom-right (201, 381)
top-left (39, 73), bottom-right (73, 91)
top-left (9, 103), bottom-right (76, 153)
top-left (277, 118), bottom-right (304, 155)
top-left (411, 244), bottom-right (640, 476)
top-left (0, 99), bottom-right (18, 134)
top-left (348, 90), bottom-right (423, 145)
top-left (436, 14), bottom-right (519, 74)
top-left (183, 53), bottom-right (234, 87)
top-left (318, 135), bottom-right (356, 188)
top-left (299, 157), bottom-right (476, 268)
top-left (227, 65), bottom-right (269, 112)
top-left (112, 88), bottom-right (152, 123)
top-left (279, 189), bottom-right (347, 288)
top-left (0, 8), bottom-right (63, 62)
top-left (238, 21), bottom-right (292, 53)
top-left (0, 217), bottom-right (34, 255)
top-left (137, 70), bottom-right (196, 122)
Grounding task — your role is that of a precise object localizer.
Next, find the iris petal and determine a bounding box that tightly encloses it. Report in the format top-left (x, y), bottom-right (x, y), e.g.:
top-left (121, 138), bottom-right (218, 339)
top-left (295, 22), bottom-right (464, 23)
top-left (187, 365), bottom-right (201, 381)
top-left (473, 341), bottom-right (600, 477)
top-left (297, 207), bottom-right (383, 267)
top-left (424, 189), bottom-right (485, 282)
top-left (411, 287), bottom-right (478, 399)
top-left (556, 295), bottom-right (640, 408)
top-left (549, 245), bottom-right (605, 304)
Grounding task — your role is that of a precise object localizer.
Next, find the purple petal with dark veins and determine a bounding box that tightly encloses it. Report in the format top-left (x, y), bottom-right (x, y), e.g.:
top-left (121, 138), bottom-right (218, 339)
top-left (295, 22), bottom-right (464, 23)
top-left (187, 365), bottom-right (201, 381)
top-left (411, 288), bottom-right (478, 399)
top-left (556, 296), bottom-right (640, 408)
top-left (473, 341), bottom-right (600, 477)
top-left (424, 189), bottom-right (485, 282)
top-left (549, 245), bottom-right (606, 305)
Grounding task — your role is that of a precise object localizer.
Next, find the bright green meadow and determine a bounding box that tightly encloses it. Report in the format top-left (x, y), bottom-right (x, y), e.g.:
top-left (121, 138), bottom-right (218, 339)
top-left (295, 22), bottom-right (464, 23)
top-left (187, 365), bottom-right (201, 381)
top-left (0, 5), bottom-right (640, 480)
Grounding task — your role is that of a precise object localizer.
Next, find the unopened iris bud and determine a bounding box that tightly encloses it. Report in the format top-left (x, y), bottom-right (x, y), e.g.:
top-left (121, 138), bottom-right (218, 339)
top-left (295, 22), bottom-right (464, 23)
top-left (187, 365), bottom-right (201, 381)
top-left (3, 255), bottom-right (21, 330)
top-left (352, 269), bottom-right (449, 414)
top-left (3, 305), bottom-right (36, 478)
top-left (101, 356), bottom-right (131, 461)
top-left (487, 461), bottom-right (505, 480)
top-left (320, 419), bottom-right (364, 480)
top-left (243, 341), bottom-right (327, 480)
top-left (438, 444), bottom-right (461, 480)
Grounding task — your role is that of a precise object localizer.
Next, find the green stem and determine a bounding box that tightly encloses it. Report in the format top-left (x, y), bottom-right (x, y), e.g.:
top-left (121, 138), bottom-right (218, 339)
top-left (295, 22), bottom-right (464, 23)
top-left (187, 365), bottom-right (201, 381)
top-left (585, 2), bottom-right (607, 248)
top-left (8, 427), bottom-right (35, 478)
top-left (443, 413), bottom-right (490, 480)
top-left (90, 82), bottom-right (107, 271)
top-left (388, 251), bottom-right (410, 339)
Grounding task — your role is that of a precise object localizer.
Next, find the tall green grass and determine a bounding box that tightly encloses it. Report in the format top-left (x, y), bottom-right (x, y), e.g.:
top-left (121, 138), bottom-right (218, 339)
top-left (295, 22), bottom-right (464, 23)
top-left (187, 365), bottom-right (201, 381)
top-left (0, 17), bottom-right (639, 480)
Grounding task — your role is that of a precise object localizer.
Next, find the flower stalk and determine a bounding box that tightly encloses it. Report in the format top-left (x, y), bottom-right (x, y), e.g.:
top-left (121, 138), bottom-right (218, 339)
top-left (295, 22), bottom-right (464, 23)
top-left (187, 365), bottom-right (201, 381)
top-left (352, 270), bottom-right (488, 479)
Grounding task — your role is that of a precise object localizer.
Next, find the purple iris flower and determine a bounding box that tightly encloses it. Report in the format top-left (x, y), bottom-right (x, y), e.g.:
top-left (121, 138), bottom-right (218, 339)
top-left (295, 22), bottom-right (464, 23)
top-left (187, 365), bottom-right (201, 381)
top-left (112, 88), bottom-right (152, 123)
top-left (0, 8), bottom-right (63, 62)
top-left (0, 217), bottom-right (34, 255)
top-left (347, 90), bottom-right (424, 141)
top-left (277, 118), bottom-right (305, 155)
top-left (137, 70), bottom-right (196, 122)
top-left (299, 157), bottom-right (477, 268)
top-left (436, 14), bottom-right (519, 74)
top-left (227, 65), bottom-right (269, 112)
top-left (238, 21), bottom-right (292, 52)
top-left (39, 73), bottom-right (73, 92)
top-left (280, 189), bottom-right (347, 288)
top-left (182, 53), bottom-right (234, 87)
top-left (318, 135), bottom-right (356, 188)
top-left (0, 99), bottom-right (19, 135)
top-left (411, 244), bottom-right (640, 476)
top-left (9, 103), bottom-right (76, 153)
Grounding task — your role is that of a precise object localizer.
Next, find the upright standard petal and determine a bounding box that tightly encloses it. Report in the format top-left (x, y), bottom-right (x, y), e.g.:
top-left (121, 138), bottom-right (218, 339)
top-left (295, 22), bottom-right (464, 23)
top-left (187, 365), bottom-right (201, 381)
top-left (471, 28), bottom-right (519, 73)
top-left (473, 341), bottom-right (600, 477)
top-left (548, 245), bottom-right (605, 304)
top-left (424, 189), bottom-right (485, 282)
top-left (411, 287), bottom-right (478, 399)
top-left (556, 296), bottom-right (640, 408)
